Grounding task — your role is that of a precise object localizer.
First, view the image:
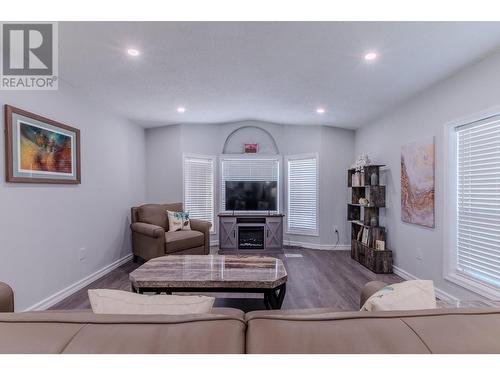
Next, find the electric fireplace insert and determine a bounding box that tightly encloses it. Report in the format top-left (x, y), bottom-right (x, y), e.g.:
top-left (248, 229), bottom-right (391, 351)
top-left (238, 225), bottom-right (265, 249)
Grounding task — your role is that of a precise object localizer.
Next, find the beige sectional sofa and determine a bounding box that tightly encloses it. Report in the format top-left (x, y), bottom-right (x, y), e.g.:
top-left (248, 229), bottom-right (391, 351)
top-left (0, 282), bottom-right (14, 313)
top-left (1, 281), bottom-right (500, 354)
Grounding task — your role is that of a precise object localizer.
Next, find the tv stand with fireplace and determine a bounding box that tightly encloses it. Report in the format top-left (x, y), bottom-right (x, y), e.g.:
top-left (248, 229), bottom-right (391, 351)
top-left (218, 213), bottom-right (284, 251)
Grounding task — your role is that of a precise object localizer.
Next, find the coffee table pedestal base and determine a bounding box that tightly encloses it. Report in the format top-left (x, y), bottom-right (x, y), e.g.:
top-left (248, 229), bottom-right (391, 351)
top-left (131, 283), bottom-right (287, 310)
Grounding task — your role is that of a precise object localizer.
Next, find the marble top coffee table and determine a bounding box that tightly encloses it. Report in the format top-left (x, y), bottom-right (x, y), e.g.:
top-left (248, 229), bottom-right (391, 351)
top-left (129, 255), bottom-right (288, 309)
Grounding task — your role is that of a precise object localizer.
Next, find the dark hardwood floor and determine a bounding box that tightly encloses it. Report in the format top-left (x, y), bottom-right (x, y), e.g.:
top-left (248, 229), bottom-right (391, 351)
top-left (50, 248), bottom-right (402, 312)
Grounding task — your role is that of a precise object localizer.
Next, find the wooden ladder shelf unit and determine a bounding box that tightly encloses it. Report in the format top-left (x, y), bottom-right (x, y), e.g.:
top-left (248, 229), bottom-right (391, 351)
top-left (347, 165), bottom-right (393, 274)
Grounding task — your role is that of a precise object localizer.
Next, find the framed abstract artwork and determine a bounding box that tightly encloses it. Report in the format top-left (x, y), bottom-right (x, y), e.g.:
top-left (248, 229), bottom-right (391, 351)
top-left (401, 137), bottom-right (435, 227)
top-left (4, 105), bottom-right (81, 184)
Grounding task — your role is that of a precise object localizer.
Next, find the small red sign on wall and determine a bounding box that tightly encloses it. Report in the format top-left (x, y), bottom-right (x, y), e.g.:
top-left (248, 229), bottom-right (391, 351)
top-left (244, 143), bottom-right (258, 153)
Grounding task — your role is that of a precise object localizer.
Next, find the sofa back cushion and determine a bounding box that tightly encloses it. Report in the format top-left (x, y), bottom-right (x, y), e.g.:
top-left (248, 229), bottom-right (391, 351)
top-left (0, 310), bottom-right (245, 354)
top-left (245, 308), bottom-right (500, 354)
top-left (137, 203), bottom-right (183, 230)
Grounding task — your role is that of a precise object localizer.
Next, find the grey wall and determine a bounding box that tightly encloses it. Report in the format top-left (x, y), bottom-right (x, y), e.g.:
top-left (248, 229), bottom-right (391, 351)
top-left (320, 126), bottom-right (357, 247)
top-left (0, 82), bottom-right (146, 311)
top-left (146, 124), bottom-right (182, 202)
top-left (354, 49), bottom-right (500, 300)
top-left (145, 120), bottom-right (355, 247)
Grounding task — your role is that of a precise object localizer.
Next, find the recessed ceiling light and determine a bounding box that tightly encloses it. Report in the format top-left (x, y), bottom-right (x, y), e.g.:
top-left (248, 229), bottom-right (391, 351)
top-left (364, 52), bottom-right (378, 61)
top-left (127, 48), bottom-right (140, 57)
top-left (177, 107), bottom-right (186, 113)
top-left (316, 108), bottom-right (325, 114)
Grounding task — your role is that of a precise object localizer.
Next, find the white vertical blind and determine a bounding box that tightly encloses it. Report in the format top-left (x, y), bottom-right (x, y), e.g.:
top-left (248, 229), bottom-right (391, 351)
top-left (220, 158), bottom-right (279, 211)
top-left (183, 155), bottom-right (215, 231)
top-left (287, 155), bottom-right (318, 234)
top-left (456, 115), bottom-right (500, 288)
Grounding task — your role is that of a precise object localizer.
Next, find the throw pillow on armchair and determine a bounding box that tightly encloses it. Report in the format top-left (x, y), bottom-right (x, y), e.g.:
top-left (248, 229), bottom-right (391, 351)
top-left (167, 210), bottom-right (191, 231)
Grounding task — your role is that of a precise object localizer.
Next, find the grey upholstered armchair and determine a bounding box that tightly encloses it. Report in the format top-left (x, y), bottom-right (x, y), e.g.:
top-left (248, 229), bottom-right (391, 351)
top-left (130, 203), bottom-right (212, 262)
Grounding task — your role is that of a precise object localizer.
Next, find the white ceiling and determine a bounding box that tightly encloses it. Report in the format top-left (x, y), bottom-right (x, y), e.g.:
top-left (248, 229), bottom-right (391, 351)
top-left (60, 22), bottom-right (500, 129)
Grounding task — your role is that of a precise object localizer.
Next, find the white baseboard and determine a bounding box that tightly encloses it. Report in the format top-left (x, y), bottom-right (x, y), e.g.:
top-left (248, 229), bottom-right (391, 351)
top-left (393, 265), bottom-right (459, 302)
top-left (24, 254), bottom-right (133, 312)
top-left (283, 239), bottom-right (350, 251)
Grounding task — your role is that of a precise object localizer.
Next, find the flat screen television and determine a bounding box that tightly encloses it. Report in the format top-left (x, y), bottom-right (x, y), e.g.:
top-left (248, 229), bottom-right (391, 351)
top-left (225, 181), bottom-right (277, 211)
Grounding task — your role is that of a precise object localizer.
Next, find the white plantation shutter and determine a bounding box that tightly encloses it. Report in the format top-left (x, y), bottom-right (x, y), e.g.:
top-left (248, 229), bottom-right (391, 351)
top-left (286, 155), bottom-right (318, 235)
top-left (183, 155), bottom-right (215, 231)
top-left (220, 158), bottom-right (279, 211)
top-left (456, 115), bottom-right (500, 289)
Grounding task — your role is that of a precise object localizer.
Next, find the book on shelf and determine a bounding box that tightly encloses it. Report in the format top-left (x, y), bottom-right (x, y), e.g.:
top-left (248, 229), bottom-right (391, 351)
top-left (375, 240), bottom-right (386, 251)
top-left (361, 228), bottom-right (370, 245)
top-left (357, 227), bottom-right (363, 241)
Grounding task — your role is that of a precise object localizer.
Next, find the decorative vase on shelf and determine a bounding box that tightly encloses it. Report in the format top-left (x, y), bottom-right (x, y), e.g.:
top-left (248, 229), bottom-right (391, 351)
top-left (359, 197), bottom-right (369, 206)
top-left (370, 172), bottom-right (379, 186)
top-left (351, 172), bottom-right (359, 187)
top-left (352, 153), bottom-right (371, 171)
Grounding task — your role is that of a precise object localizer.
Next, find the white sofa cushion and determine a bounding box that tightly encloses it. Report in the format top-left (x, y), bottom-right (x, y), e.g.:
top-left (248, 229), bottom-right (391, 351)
top-left (360, 280), bottom-right (436, 311)
top-left (88, 289), bottom-right (215, 315)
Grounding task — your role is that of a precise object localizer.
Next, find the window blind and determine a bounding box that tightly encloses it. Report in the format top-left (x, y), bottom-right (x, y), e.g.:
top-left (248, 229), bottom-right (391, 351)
top-left (456, 115), bottom-right (500, 288)
top-left (183, 155), bottom-right (215, 230)
top-left (220, 158), bottom-right (279, 211)
top-left (287, 155), bottom-right (318, 234)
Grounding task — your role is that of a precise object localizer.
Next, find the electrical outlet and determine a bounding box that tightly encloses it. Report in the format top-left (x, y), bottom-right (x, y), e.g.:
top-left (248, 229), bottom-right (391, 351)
top-left (78, 247), bottom-right (86, 261)
top-left (333, 225), bottom-right (339, 233)
top-left (416, 247), bottom-right (423, 261)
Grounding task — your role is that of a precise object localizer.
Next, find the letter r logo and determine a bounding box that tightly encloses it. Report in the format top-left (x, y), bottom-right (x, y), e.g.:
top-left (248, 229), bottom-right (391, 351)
top-left (2, 23), bottom-right (53, 75)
